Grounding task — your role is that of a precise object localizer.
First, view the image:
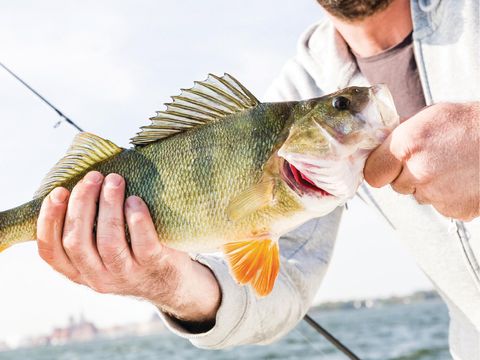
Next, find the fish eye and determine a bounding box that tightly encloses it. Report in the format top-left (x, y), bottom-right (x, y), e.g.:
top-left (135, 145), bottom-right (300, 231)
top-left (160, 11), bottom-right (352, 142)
top-left (332, 96), bottom-right (350, 111)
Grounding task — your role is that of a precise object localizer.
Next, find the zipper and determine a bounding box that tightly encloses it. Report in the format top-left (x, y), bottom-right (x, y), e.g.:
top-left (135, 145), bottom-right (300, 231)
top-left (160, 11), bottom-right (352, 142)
top-left (453, 220), bottom-right (480, 286)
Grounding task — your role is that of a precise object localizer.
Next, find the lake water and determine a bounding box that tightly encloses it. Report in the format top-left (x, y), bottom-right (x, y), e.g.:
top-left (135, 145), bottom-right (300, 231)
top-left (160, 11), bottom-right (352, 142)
top-left (0, 299), bottom-right (451, 360)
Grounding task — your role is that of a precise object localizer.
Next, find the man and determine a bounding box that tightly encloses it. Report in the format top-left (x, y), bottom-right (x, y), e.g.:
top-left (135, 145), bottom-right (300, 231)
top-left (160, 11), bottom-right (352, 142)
top-left (37, 0), bottom-right (479, 358)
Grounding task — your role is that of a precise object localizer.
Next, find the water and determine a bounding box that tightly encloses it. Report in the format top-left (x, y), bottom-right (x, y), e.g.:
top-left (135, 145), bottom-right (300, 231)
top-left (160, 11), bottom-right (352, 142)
top-left (0, 299), bottom-right (451, 360)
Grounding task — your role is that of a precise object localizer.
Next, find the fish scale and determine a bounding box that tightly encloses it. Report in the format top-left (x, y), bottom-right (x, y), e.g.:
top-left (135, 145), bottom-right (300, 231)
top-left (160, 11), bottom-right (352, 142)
top-left (0, 74), bottom-right (399, 296)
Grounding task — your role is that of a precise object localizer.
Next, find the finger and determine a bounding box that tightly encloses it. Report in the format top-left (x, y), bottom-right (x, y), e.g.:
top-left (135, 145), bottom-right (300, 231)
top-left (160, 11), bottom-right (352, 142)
top-left (62, 171), bottom-right (105, 274)
top-left (413, 191), bottom-right (432, 205)
top-left (125, 196), bottom-right (164, 265)
top-left (391, 165), bottom-right (416, 195)
top-left (364, 134), bottom-right (403, 188)
top-left (37, 187), bottom-right (80, 281)
top-left (436, 203), bottom-right (476, 222)
top-left (97, 174), bottom-right (133, 273)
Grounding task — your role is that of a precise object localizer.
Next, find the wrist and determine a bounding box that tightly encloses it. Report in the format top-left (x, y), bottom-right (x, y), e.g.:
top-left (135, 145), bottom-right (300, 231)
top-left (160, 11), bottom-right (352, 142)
top-left (150, 255), bottom-right (221, 324)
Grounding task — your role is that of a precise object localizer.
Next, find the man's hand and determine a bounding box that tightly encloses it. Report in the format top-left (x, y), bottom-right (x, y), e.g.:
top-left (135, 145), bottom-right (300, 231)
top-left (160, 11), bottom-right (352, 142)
top-left (364, 102), bottom-right (480, 221)
top-left (36, 171), bottom-right (221, 327)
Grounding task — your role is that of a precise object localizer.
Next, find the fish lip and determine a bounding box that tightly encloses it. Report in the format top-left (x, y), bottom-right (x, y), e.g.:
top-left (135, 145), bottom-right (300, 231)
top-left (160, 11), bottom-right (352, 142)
top-left (280, 159), bottom-right (333, 197)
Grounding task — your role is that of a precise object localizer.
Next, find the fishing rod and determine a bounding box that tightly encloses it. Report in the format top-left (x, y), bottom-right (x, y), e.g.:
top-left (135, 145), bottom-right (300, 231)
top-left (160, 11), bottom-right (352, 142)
top-left (0, 61), bottom-right (83, 132)
top-left (304, 314), bottom-right (361, 359)
top-left (0, 61), bottom-right (362, 360)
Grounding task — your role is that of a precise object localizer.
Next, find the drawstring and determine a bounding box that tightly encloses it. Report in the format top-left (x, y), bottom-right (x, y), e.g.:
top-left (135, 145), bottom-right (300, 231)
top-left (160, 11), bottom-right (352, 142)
top-left (418, 0), bottom-right (441, 12)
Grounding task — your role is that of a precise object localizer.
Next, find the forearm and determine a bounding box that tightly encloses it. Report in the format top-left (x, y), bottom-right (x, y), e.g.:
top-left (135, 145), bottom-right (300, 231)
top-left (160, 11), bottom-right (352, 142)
top-left (149, 256), bottom-right (221, 327)
top-left (158, 207), bottom-right (343, 348)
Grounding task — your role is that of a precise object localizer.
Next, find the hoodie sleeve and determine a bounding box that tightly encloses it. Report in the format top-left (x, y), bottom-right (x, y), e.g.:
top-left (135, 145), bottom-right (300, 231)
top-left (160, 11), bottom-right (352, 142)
top-left (157, 23), bottom-right (342, 347)
top-left (157, 208), bottom-right (342, 348)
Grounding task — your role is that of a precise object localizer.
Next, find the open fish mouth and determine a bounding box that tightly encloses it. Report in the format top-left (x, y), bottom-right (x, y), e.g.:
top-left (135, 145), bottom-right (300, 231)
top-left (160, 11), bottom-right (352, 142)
top-left (281, 159), bottom-right (332, 197)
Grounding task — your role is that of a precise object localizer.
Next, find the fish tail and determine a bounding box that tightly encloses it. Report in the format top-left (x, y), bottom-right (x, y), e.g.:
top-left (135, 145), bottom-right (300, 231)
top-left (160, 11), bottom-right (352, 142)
top-left (0, 132), bottom-right (123, 254)
top-left (0, 198), bottom-right (42, 253)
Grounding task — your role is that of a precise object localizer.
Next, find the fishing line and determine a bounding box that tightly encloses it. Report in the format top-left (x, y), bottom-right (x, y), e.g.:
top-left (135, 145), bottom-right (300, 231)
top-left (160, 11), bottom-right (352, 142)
top-left (0, 60), bottom-right (361, 359)
top-left (0, 61), bottom-right (84, 132)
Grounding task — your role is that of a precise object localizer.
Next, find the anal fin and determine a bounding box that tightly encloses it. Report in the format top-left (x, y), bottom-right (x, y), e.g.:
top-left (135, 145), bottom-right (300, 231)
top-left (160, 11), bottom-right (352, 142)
top-left (223, 238), bottom-right (280, 297)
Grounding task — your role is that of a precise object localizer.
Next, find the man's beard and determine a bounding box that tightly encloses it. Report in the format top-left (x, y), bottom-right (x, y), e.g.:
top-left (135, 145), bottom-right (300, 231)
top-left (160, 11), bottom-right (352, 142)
top-left (317, 0), bottom-right (395, 21)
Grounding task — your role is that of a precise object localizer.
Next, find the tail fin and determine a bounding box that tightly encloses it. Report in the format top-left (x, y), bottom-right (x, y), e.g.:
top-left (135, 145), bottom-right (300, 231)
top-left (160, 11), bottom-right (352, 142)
top-left (0, 132), bottom-right (122, 254)
top-left (0, 198), bottom-right (42, 253)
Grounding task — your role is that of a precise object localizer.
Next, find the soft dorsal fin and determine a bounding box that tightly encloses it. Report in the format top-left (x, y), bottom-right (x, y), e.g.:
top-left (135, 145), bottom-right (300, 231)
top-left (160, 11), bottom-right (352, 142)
top-left (34, 133), bottom-right (123, 199)
top-left (131, 73), bottom-right (260, 146)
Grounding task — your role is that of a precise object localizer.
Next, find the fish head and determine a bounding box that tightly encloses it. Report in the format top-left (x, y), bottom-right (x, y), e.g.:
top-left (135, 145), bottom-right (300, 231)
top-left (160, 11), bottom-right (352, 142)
top-left (278, 85), bottom-right (399, 213)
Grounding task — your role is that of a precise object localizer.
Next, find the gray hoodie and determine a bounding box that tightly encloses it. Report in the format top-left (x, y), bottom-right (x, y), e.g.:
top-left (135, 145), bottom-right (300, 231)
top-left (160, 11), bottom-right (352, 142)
top-left (160, 1), bottom-right (480, 358)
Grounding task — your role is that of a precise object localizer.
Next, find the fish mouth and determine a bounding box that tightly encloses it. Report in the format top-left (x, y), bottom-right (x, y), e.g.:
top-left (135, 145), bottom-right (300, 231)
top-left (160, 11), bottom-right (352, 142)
top-left (281, 159), bottom-right (332, 197)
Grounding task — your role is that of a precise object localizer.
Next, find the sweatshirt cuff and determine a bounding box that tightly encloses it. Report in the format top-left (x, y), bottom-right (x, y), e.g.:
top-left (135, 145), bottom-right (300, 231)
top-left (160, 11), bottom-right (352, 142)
top-left (157, 253), bottom-right (250, 349)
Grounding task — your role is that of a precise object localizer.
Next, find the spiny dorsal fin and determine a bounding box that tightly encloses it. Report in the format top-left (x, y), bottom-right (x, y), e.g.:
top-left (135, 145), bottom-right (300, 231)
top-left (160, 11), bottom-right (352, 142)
top-left (131, 73), bottom-right (260, 146)
top-left (34, 133), bottom-right (122, 199)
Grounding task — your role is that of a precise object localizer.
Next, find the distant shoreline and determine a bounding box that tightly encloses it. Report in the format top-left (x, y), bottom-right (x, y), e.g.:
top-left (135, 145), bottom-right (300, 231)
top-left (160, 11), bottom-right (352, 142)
top-left (1, 290), bottom-right (441, 352)
top-left (312, 290), bottom-right (440, 311)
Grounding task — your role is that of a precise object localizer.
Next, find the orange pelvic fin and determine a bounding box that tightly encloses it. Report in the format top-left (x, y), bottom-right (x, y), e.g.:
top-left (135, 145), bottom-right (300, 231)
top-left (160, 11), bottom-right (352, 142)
top-left (223, 238), bottom-right (280, 297)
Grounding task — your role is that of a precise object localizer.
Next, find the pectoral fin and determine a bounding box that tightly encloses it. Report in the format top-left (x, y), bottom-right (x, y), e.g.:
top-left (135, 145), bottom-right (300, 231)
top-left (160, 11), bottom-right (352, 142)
top-left (223, 238), bottom-right (280, 297)
top-left (226, 180), bottom-right (275, 221)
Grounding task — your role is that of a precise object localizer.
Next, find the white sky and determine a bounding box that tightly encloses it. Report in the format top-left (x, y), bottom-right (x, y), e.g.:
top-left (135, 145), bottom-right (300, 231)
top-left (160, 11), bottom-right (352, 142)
top-left (0, 0), bottom-right (432, 343)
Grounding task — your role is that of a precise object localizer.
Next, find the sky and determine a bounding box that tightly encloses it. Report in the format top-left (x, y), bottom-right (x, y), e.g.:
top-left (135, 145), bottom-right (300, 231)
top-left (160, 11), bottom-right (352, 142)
top-left (0, 0), bottom-right (433, 343)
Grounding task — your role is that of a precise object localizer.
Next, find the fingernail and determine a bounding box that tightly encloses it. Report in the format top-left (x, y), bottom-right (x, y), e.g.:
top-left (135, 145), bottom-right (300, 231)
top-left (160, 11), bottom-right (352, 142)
top-left (50, 188), bottom-right (68, 204)
top-left (84, 171), bottom-right (103, 184)
top-left (126, 196), bottom-right (142, 210)
top-left (105, 174), bottom-right (123, 188)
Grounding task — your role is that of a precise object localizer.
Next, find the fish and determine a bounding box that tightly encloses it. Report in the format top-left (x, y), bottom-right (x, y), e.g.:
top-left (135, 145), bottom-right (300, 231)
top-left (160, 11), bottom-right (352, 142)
top-left (0, 73), bottom-right (398, 296)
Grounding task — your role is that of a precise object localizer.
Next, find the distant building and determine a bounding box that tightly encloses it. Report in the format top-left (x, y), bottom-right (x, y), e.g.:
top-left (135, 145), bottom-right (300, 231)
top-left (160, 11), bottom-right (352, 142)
top-left (0, 341), bottom-right (9, 352)
top-left (49, 314), bottom-right (98, 346)
top-left (19, 310), bottom-right (165, 349)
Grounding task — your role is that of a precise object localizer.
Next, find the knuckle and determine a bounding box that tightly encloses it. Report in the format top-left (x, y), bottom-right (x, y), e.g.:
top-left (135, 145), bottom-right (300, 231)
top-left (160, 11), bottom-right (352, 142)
top-left (105, 217), bottom-right (125, 233)
top-left (393, 127), bottom-right (425, 163)
top-left (90, 282), bottom-right (109, 294)
top-left (407, 157), bottom-right (434, 184)
top-left (70, 278), bottom-right (83, 286)
top-left (102, 246), bottom-right (129, 270)
top-left (364, 170), bottom-right (383, 188)
top-left (71, 183), bottom-right (99, 202)
top-left (39, 202), bottom-right (61, 224)
top-left (63, 215), bottom-right (86, 236)
top-left (88, 278), bottom-right (123, 295)
top-left (461, 215), bottom-right (476, 222)
top-left (69, 277), bottom-right (82, 286)
top-left (136, 242), bottom-right (164, 265)
top-left (391, 183), bottom-right (408, 195)
top-left (368, 181), bottom-right (383, 189)
top-left (414, 194), bottom-right (431, 205)
top-left (37, 243), bottom-right (55, 263)
top-left (390, 128), bottom-right (412, 160)
top-left (412, 122), bottom-right (431, 143)
top-left (435, 206), bottom-right (454, 219)
top-left (65, 272), bottom-right (82, 285)
top-left (413, 185), bottom-right (434, 204)
top-left (62, 233), bottom-right (83, 253)
top-left (128, 212), bottom-right (147, 227)
top-left (39, 211), bottom-right (56, 225)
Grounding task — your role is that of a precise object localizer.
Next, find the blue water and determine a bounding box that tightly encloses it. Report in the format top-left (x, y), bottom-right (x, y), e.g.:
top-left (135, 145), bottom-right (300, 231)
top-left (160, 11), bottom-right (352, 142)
top-left (0, 299), bottom-right (451, 360)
